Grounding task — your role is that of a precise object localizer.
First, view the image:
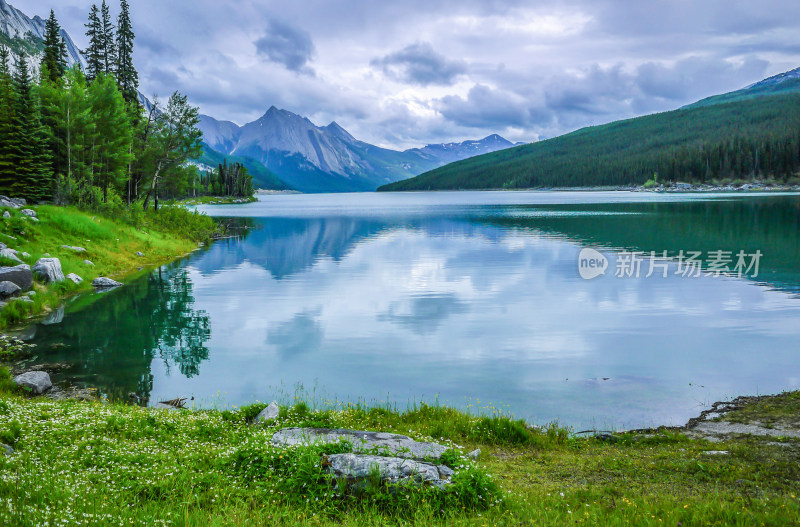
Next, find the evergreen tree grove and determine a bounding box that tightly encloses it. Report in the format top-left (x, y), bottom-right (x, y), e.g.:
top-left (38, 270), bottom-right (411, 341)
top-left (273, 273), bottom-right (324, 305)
top-left (40, 10), bottom-right (68, 83)
top-left (8, 54), bottom-right (52, 201)
top-left (84, 4), bottom-right (103, 83)
top-left (100, 0), bottom-right (116, 75)
top-left (115, 0), bottom-right (138, 104)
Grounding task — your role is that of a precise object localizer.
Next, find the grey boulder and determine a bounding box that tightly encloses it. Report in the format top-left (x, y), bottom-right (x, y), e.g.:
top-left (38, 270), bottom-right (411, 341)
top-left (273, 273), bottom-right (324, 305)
top-left (271, 428), bottom-right (449, 460)
top-left (0, 264), bottom-right (32, 290)
top-left (83, 259), bottom-right (94, 266)
top-left (13, 371), bottom-right (52, 395)
top-left (61, 245), bottom-right (86, 253)
top-left (2, 211), bottom-right (9, 219)
top-left (66, 273), bottom-right (83, 284)
top-left (135, 251), bottom-right (144, 257)
top-left (0, 195), bottom-right (25, 209)
top-left (0, 248), bottom-right (22, 264)
top-left (325, 453), bottom-right (454, 489)
top-left (1, 443), bottom-right (13, 456)
top-left (32, 258), bottom-right (65, 283)
top-left (254, 401), bottom-right (280, 424)
top-left (0, 280), bottom-right (21, 299)
top-left (20, 209), bottom-right (36, 217)
top-left (92, 277), bottom-right (122, 288)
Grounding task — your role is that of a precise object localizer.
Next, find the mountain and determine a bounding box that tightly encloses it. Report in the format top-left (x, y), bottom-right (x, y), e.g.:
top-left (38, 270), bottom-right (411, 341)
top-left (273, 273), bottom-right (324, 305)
top-left (686, 67), bottom-right (800, 108)
top-left (379, 67), bottom-right (800, 192)
top-left (0, 0), bottom-right (85, 69)
top-left (199, 108), bottom-right (519, 193)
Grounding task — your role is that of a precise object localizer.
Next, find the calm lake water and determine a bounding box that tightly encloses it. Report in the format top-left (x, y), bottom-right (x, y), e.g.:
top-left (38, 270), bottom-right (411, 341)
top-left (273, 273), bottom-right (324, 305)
top-left (24, 191), bottom-right (800, 430)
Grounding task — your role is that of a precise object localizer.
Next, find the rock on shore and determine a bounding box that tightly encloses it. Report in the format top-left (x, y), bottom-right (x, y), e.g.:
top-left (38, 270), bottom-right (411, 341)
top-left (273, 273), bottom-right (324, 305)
top-left (271, 428), bottom-right (450, 460)
top-left (13, 371), bottom-right (52, 395)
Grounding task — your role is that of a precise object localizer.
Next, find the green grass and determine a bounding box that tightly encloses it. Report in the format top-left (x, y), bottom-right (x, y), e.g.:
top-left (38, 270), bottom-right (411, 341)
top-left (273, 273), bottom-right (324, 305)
top-left (0, 204), bottom-right (216, 330)
top-left (721, 391), bottom-right (800, 428)
top-left (0, 389), bottom-right (797, 526)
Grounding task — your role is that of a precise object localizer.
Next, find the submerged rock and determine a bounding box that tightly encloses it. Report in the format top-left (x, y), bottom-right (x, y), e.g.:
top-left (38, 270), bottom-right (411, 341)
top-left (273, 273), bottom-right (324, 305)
top-left (325, 453), bottom-right (454, 489)
top-left (32, 257), bottom-right (65, 283)
top-left (42, 306), bottom-right (65, 325)
top-left (13, 371), bottom-right (52, 395)
top-left (0, 264), bottom-right (32, 290)
top-left (0, 280), bottom-right (21, 299)
top-left (92, 277), bottom-right (122, 288)
top-left (254, 401), bottom-right (280, 423)
top-left (271, 428), bottom-right (449, 460)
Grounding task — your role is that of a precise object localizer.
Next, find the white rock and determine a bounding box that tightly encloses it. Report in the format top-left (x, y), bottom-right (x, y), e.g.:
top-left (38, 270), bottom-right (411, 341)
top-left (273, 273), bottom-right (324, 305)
top-left (20, 209), bottom-right (36, 217)
top-left (0, 281), bottom-right (21, 299)
top-left (325, 453), bottom-right (454, 489)
top-left (61, 245), bottom-right (87, 253)
top-left (13, 371), bottom-right (52, 395)
top-left (2, 211), bottom-right (9, 219)
top-left (254, 401), bottom-right (280, 424)
top-left (0, 248), bottom-right (22, 264)
top-left (32, 258), bottom-right (65, 283)
top-left (271, 428), bottom-right (449, 460)
top-left (83, 260), bottom-right (94, 266)
top-left (467, 448), bottom-right (481, 459)
top-left (92, 277), bottom-right (122, 288)
top-left (66, 273), bottom-right (83, 284)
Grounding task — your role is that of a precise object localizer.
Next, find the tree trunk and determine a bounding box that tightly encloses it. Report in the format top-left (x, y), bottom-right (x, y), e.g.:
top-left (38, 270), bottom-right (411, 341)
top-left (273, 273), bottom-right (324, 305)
top-left (142, 162), bottom-right (162, 211)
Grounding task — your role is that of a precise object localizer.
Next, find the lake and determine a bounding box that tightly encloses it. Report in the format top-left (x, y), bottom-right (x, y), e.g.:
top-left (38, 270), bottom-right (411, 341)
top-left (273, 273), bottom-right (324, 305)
top-left (24, 191), bottom-right (800, 430)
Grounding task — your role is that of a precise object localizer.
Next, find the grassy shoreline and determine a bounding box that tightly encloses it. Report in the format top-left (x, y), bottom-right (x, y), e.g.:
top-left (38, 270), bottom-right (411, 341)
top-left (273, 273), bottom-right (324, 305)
top-left (0, 204), bottom-right (217, 330)
top-left (0, 383), bottom-right (797, 525)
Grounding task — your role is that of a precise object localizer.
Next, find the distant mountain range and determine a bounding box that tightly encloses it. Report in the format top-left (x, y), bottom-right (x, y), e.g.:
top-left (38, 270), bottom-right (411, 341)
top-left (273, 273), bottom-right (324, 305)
top-left (198, 108), bottom-right (521, 193)
top-left (380, 66), bottom-right (800, 192)
top-left (0, 0), bottom-right (84, 68)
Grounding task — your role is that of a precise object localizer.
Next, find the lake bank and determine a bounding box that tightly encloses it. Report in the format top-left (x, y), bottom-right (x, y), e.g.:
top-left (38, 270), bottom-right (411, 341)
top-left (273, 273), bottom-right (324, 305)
top-left (0, 202), bottom-right (218, 331)
top-left (0, 382), bottom-right (797, 525)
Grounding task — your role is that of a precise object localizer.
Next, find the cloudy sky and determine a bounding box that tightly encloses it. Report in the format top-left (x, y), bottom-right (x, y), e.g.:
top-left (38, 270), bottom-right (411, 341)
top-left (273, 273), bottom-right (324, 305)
top-left (22, 0), bottom-right (800, 149)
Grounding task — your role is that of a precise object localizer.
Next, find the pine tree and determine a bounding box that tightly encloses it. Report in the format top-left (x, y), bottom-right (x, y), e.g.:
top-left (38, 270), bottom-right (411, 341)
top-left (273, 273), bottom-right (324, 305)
top-left (100, 1), bottom-right (116, 75)
top-left (9, 54), bottom-right (52, 201)
top-left (40, 10), bottom-right (69, 83)
top-left (88, 73), bottom-right (133, 202)
top-left (84, 4), bottom-right (103, 83)
top-left (0, 46), bottom-right (16, 192)
top-left (115, 0), bottom-right (138, 104)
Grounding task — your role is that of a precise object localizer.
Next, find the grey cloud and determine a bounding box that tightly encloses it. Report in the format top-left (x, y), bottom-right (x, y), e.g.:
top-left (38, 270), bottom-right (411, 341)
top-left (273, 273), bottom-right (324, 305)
top-left (255, 19), bottom-right (315, 74)
top-left (438, 84), bottom-right (533, 128)
top-left (635, 56), bottom-right (769, 102)
top-left (372, 42), bottom-right (466, 86)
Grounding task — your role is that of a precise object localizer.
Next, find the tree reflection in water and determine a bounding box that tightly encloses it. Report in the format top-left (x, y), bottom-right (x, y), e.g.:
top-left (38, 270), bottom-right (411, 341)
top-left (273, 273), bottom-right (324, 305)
top-left (28, 264), bottom-right (211, 403)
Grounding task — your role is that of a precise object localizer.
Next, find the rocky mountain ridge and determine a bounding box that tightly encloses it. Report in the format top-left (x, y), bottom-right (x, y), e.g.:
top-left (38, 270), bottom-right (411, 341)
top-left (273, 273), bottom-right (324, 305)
top-left (199, 108), bottom-right (520, 193)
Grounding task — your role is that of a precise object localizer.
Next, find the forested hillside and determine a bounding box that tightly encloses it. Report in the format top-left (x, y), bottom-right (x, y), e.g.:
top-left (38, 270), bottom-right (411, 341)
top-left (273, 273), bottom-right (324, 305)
top-left (379, 91), bottom-right (800, 191)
